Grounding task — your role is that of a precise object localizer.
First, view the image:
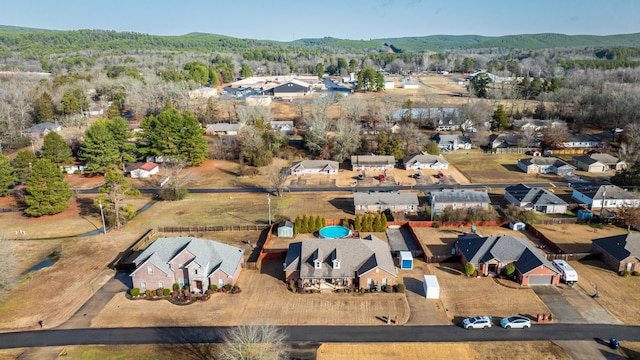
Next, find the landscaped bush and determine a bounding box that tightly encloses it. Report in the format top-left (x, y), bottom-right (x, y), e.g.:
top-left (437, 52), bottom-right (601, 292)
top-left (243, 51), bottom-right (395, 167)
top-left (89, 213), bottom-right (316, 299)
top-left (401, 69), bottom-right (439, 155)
top-left (476, 269), bottom-right (484, 277)
top-left (288, 284), bottom-right (297, 293)
top-left (224, 284), bottom-right (232, 292)
top-left (163, 288), bottom-right (171, 297)
top-left (173, 283), bottom-right (179, 291)
top-left (633, 271), bottom-right (640, 276)
top-left (156, 288), bottom-right (164, 296)
top-left (383, 285), bottom-right (392, 293)
top-left (145, 289), bottom-right (152, 297)
top-left (130, 288), bottom-right (140, 297)
top-left (395, 283), bottom-right (405, 293)
top-left (464, 263), bottom-right (475, 276)
top-left (359, 287), bottom-right (365, 293)
top-left (209, 284), bottom-right (218, 292)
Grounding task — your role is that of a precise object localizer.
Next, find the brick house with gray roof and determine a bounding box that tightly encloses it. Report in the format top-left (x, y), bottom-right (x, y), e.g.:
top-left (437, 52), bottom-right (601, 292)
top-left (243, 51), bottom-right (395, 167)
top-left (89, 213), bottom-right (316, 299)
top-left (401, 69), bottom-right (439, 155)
top-left (353, 191), bottom-right (419, 214)
top-left (504, 184), bottom-right (568, 214)
top-left (284, 235), bottom-right (397, 290)
top-left (517, 157), bottom-right (575, 176)
top-left (591, 234), bottom-right (640, 273)
top-left (130, 237), bottom-right (244, 293)
top-left (456, 233), bottom-right (560, 286)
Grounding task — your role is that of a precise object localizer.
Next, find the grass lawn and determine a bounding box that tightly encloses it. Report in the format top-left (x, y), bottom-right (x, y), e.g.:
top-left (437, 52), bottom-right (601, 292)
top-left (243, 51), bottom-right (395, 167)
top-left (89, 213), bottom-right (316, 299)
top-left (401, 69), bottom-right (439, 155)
top-left (443, 149), bottom-right (564, 184)
top-left (58, 345), bottom-right (177, 360)
top-left (531, 223), bottom-right (628, 253)
top-left (317, 341), bottom-right (569, 360)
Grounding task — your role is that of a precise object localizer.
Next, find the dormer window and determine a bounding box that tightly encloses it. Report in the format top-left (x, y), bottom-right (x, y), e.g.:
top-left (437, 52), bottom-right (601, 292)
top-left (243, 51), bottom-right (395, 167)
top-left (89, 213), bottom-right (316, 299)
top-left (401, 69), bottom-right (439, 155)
top-left (314, 259), bottom-right (322, 269)
top-left (195, 269), bottom-right (198, 275)
top-left (178, 264), bottom-right (184, 269)
top-left (333, 259), bottom-right (340, 269)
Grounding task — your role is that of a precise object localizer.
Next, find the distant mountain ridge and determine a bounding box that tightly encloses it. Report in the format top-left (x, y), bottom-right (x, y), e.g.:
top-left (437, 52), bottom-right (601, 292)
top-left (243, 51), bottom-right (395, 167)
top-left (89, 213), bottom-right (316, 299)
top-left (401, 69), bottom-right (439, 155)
top-left (1, 24), bottom-right (640, 54)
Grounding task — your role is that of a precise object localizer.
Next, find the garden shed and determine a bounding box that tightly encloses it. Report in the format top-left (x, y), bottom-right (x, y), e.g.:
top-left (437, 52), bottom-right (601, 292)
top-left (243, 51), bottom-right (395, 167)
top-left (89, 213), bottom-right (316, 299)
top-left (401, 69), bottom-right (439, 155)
top-left (423, 275), bottom-right (440, 299)
top-left (509, 222), bottom-right (526, 230)
top-left (399, 251), bottom-right (413, 270)
top-left (277, 221), bottom-right (294, 238)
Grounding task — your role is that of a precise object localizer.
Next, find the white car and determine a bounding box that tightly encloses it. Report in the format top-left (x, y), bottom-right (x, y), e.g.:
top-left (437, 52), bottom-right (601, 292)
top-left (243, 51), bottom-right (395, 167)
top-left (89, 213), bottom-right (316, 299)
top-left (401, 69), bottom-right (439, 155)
top-left (462, 316), bottom-right (493, 329)
top-left (500, 316), bottom-right (531, 329)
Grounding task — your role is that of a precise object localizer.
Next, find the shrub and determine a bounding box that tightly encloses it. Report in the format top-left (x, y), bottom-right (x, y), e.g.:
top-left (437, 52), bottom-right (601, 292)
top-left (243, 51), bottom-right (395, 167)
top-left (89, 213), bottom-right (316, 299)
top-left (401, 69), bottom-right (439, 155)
top-left (433, 221), bottom-right (441, 228)
top-left (173, 283), bottom-right (179, 291)
top-left (289, 283), bottom-right (297, 293)
top-left (633, 271), bottom-right (640, 276)
top-left (622, 270), bottom-right (632, 277)
top-left (150, 290), bottom-right (156, 297)
top-left (156, 288), bottom-right (164, 296)
top-left (130, 288), bottom-right (140, 297)
top-left (184, 285), bottom-right (190, 291)
top-left (464, 263), bottom-right (475, 276)
top-left (163, 288), bottom-right (171, 297)
top-left (503, 263), bottom-right (516, 278)
top-left (476, 269), bottom-right (484, 277)
top-left (224, 284), bottom-right (233, 292)
top-left (359, 288), bottom-right (365, 294)
top-left (145, 289), bottom-right (152, 297)
top-left (396, 283), bottom-right (405, 293)
top-left (210, 284), bottom-right (218, 292)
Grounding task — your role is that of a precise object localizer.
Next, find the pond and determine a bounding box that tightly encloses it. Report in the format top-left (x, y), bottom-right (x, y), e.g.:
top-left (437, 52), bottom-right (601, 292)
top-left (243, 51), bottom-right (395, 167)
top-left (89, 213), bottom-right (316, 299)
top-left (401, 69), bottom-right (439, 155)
top-left (23, 250), bottom-right (60, 275)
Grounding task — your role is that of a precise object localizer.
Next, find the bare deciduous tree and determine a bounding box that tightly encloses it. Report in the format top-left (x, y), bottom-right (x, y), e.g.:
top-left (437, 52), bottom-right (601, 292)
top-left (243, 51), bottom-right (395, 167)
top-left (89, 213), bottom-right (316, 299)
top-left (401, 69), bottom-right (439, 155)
top-left (267, 165), bottom-right (288, 197)
top-left (157, 160), bottom-right (199, 201)
top-left (219, 325), bottom-right (287, 360)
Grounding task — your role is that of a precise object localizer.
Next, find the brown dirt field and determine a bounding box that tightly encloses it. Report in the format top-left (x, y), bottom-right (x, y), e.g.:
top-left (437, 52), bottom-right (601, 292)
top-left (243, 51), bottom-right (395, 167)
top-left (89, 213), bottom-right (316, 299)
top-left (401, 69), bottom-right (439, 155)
top-left (317, 341), bottom-right (569, 360)
top-left (530, 223), bottom-right (628, 253)
top-left (91, 260), bottom-right (409, 327)
top-left (433, 263), bottom-right (550, 321)
top-left (64, 174), bottom-right (105, 189)
top-left (412, 226), bottom-right (539, 257)
top-left (570, 260), bottom-right (640, 324)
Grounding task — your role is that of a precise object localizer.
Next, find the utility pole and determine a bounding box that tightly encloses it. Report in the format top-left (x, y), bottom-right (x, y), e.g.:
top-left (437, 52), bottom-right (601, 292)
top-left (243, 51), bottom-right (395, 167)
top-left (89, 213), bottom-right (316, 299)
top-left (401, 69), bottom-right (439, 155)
top-left (267, 194), bottom-right (272, 226)
top-left (99, 200), bottom-right (106, 234)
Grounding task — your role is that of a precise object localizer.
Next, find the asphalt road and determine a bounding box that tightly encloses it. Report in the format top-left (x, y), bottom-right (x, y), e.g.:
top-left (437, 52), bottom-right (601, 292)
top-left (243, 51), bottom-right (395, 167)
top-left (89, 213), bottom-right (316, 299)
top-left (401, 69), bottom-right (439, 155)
top-left (1, 324), bottom-right (639, 349)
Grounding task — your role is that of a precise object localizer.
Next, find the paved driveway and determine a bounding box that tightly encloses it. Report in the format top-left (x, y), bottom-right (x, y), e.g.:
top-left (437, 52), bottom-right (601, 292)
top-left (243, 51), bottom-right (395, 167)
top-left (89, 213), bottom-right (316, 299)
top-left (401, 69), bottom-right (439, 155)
top-left (533, 286), bottom-right (586, 323)
top-left (533, 285), bottom-right (620, 324)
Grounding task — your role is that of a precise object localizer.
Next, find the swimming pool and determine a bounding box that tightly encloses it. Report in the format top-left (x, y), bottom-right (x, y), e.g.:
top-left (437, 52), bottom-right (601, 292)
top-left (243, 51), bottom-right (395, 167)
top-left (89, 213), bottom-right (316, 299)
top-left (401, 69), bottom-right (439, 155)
top-left (318, 225), bottom-right (351, 239)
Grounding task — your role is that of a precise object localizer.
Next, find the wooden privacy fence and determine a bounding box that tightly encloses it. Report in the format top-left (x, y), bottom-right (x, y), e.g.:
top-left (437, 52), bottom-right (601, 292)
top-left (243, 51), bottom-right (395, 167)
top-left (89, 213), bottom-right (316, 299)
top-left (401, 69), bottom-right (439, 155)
top-left (545, 253), bottom-right (591, 261)
top-left (157, 225), bottom-right (270, 233)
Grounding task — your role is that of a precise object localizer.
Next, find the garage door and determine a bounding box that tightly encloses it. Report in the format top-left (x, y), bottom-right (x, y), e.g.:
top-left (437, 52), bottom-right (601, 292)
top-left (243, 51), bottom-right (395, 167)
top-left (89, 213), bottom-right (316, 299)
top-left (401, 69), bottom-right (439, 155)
top-left (528, 275), bottom-right (553, 285)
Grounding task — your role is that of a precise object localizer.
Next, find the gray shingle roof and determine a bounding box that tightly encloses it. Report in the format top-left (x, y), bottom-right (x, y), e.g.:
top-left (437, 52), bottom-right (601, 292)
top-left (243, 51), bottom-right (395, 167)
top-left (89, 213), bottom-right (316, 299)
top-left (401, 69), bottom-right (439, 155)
top-left (206, 123), bottom-right (240, 132)
top-left (573, 184), bottom-right (639, 201)
top-left (431, 133), bottom-right (471, 146)
top-left (131, 237), bottom-right (244, 278)
top-left (592, 234), bottom-right (640, 261)
top-left (354, 192), bottom-right (419, 207)
top-left (403, 154), bottom-right (449, 168)
top-left (284, 235), bottom-right (396, 278)
top-left (505, 184), bottom-right (568, 206)
top-left (519, 157), bottom-right (574, 168)
top-left (431, 189), bottom-right (490, 205)
top-left (351, 155), bottom-right (395, 167)
top-left (290, 160), bottom-right (339, 172)
top-left (574, 153), bottom-right (619, 166)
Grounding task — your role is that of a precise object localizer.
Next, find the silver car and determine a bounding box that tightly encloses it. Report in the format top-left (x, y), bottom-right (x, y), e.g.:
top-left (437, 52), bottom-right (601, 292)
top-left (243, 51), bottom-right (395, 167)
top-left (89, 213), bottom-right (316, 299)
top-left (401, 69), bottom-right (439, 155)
top-left (462, 316), bottom-right (493, 329)
top-left (500, 316), bottom-right (531, 329)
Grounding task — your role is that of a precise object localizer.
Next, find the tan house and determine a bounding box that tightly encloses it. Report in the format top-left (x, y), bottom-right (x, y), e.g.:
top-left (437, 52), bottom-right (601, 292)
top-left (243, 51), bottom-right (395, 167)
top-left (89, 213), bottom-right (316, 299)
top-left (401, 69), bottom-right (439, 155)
top-left (351, 155), bottom-right (395, 171)
top-left (591, 234), bottom-right (640, 273)
top-left (130, 237), bottom-right (244, 293)
top-left (572, 153), bottom-right (626, 172)
top-left (284, 235), bottom-right (397, 290)
top-left (456, 233), bottom-right (560, 286)
top-left (245, 95), bottom-right (272, 106)
top-left (429, 189), bottom-right (490, 213)
top-left (289, 160), bottom-right (339, 175)
top-left (353, 191), bottom-right (419, 214)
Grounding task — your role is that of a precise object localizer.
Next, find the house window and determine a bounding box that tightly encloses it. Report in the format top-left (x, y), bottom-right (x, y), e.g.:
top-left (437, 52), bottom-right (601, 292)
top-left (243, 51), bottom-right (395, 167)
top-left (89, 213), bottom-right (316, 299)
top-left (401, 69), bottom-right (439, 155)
top-left (218, 278), bottom-right (224, 287)
top-left (158, 281), bottom-right (164, 289)
top-left (147, 267), bottom-right (153, 275)
top-left (195, 269), bottom-right (198, 275)
top-left (367, 278), bottom-right (373, 287)
top-left (333, 260), bottom-right (340, 269)
top-left (382, 278), bottom-right (388, 286)
top-left (140, 281), bottom-right (147, 291)
top-left (314, 260), bottom-right (322, 269)
top-left (178, 264), bottom-right (184, 269)
top-left (179, 278), bottom-right (185, 286)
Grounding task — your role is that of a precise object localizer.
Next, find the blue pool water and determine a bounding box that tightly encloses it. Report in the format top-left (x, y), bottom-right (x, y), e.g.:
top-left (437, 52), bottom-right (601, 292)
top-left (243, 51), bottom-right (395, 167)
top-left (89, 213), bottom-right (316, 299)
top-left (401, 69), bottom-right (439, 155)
top-left (319, 226), bottom-right (351, 239)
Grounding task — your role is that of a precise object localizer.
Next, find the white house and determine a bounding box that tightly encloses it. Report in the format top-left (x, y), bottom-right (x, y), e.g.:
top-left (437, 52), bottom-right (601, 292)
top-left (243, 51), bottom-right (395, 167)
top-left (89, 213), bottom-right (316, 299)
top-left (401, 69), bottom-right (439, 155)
top-left (572, 184), bottom-right (640, 210)
top-left (205, 123), bottom-right (240, 136)
top-left (403, 154), bottom-right (449, 170)
top-left (130, 162), bottom-right (159, 178)
top-left (269, 121), bottom-right (295, 136)
top-left (189, 87), bottom-right (218, 99)
top-left (289, 160), bottom-right (339, 175)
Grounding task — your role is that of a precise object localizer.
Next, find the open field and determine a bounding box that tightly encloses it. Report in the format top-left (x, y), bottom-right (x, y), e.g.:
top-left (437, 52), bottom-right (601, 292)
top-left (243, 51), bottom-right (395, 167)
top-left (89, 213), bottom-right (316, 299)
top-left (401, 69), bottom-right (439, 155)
top-left (317, 341), bottom-right (570, 360)
top-left (531, 223), bottom-right (628, 253)
top-left (443, 149), bottom-right (565, 184)
top-left (91, 260), bottom-right (409, 327)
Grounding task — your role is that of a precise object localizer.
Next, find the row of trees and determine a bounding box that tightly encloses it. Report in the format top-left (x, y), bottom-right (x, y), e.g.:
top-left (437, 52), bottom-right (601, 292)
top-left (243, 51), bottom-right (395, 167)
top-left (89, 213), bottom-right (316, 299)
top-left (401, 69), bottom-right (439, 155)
top-left (293, 215), bottom-right (326, 235)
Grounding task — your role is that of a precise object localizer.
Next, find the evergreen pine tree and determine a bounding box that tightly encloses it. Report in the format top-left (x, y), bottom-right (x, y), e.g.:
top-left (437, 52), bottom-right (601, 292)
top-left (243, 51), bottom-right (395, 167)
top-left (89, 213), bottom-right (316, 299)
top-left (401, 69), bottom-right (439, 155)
top-left (80, 120), bottom-right (120, 175)
top-left (300, 215), bottom-right (308, 233)
top-left (12, 150), bottom-right (37, 181)
top-left (0, 154), bottom-right (17, 196)
top-left (41, 132), bottom-right (73, 165)
top-left (35, 91), bottom-right (54, 123)
top-left (24, 158), bottom-right (72, 216)
top-left (354, 214), bottom-right (362, 231)
top-left (372, 213), bottom-right (382, 232)
top-left (293, 215), bottom-right (301, 235)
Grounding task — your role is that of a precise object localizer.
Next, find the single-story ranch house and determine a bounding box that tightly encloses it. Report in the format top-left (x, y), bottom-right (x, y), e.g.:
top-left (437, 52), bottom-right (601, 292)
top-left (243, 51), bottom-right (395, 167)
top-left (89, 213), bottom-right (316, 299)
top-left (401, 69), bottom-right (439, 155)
top-left (351, 155), bottom-right (395, 171)
top-left (429, 189), bottom-right (490, 212)
top-left (353, 191), bottom-right (419, 214)
top-left (591, 234), bottom-right (640, 273)
top-left (504, 184), bottom-right (568, 214)
top-left (289, 160), bottom-right (339, 175)
top-left (130, 237), bottom-right (244, 293)
top-left (403, 154), bottom-right (449, 171)
top-left (284, 235), bottom-right (397, 290)
top-left (456, 233), bottom-right (560, 286)
top-left (572, 184), bottom-right (640, 210)
top-left (130, 162), bottom-right (159, 178)
top-left (571, 153), bottom-right (626, 172)
top-left (430, 133), bottom-right (472, 151)
top-left (205, 123), bottom-right (240, 136)
top-left (517, 157), bottom-right (575, 177)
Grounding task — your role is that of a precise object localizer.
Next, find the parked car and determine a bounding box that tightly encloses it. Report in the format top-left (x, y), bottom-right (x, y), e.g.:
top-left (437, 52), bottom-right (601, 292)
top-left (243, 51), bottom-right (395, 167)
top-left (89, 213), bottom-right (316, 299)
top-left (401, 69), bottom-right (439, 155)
top-left (462, 316), bottom-right (493, 329)
top-left (500, 316), bottom-right (531, 329)
top-left (435, 171), bottom-right (445, 179)
top-left (357, 173), bottom-right (365, 180)
top-left (609, 337), bottom-right (619, 350)
top-left (413, 173), bottom-right (421, 179)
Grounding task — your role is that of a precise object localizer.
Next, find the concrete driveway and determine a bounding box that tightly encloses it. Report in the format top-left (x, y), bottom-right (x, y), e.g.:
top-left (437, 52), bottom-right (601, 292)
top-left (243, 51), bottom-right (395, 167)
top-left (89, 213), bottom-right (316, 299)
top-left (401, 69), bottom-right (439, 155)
top-left (533, 286), bottom-right (586, 323)
top-left (533, 285), bottom-right (620, 324)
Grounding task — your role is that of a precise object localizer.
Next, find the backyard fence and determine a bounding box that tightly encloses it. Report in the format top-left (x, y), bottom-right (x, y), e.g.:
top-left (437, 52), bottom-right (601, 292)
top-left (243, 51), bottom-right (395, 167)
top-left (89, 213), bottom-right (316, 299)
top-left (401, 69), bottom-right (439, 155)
top-left (157, 225), bottom-right (270, 233)
top-left (534, 218), bottom-right (579, 225)
top-left (545, 253), bottom-right (591, 261)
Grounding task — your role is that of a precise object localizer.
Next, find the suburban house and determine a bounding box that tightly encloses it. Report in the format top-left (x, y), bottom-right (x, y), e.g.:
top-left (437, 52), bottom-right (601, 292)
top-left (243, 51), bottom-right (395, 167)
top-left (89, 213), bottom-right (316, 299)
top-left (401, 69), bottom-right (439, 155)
top-left (504, 184), bottom-right (568, 214)
top-left (284, 235), bottom-right (397, 290)
top-left (351, 155), bottom-right (395, 171)
top-left (572, 184), bottom-right (640, 210)
top-left (62, 161), bottom-right (86, 175)
top-left (511, 119), bottom-right (566, 132)
top-left (130, 162), bottom-right (159, 178)
top-left (27, 122), bottom-right (61, 138)
top-left (268, 121), bottom-right (295, 136)
top-left (130, 237), bottom-right (245, 293)
top-left (353, 191), bottom-right (419, 214)
top-left (456, 233), bottom-right (561, 285)
top-left (289, 160), bottom-right (339, 175)
top-left (429, 189), bottom-right (491, 212)
top-left (572, 153), bottom-right (626, 172)
top-left (591, 234), bottom-right (640, 273)
top-left (188, 87), bottom-right (218, 99)
top-left (561, 133), bottom-right (602, 148)
top-left (517, 157), bottom-right (575, 176)
top-left (488, 133), bottom-right (530, 149)
top-left (268, 79), bottom-right (310, 97)
top-left (245, 95), bottom-right (272, 106)
top-left (403, 154), bottom-right (449, 170)
top-left (431, 133), bottom-right (472, 151)
top-left (205, 123), bottom-right (240, 136)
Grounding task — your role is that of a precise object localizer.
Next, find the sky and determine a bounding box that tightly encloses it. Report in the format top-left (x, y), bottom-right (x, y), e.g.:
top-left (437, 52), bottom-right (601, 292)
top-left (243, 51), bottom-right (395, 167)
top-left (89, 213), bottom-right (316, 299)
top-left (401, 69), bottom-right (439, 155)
top-left (0, 0), bottom-right (638, 41)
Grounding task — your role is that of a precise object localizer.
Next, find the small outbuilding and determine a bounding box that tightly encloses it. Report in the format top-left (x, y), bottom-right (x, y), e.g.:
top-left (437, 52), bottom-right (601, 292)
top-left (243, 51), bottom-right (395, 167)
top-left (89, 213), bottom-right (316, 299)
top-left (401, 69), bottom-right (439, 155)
top-left (277, 221), bottom-right (294, 238)
top-left (423, 275), bottom-right (440, 299)
top-left (509, 222), bottom-right (526, 231)
top-left (399, 251), bottom-right (413, 270)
